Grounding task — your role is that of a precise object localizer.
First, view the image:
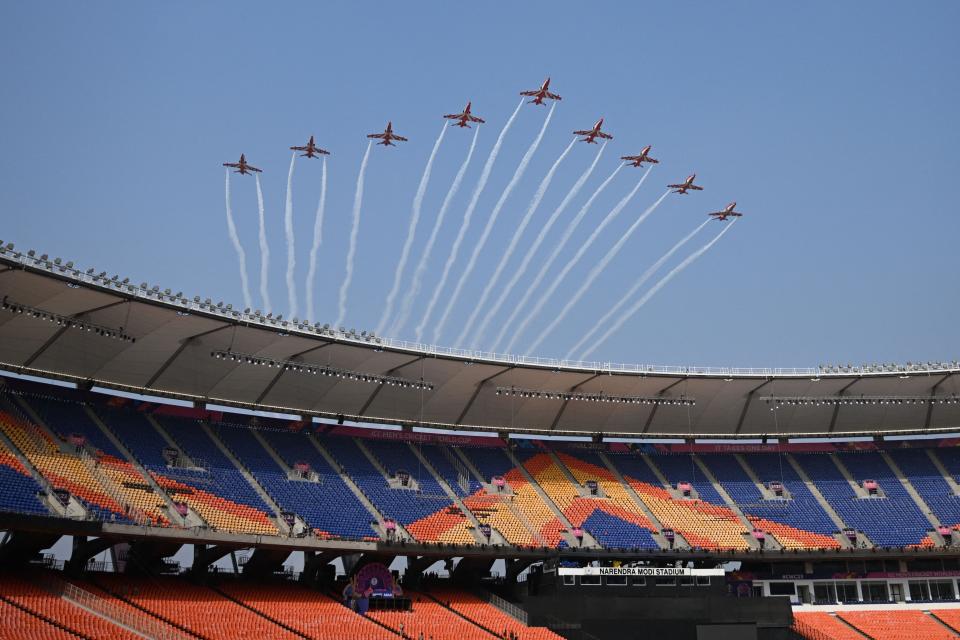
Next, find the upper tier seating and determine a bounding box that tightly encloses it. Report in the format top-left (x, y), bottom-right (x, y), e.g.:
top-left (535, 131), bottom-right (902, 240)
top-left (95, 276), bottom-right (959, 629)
top-left (0, 404), bottom-right (132, 523)
top-left (519, 450), bottom-right (659, 549)
top-left (698, 453), bottom-right (840, 549)
top-left (260, 427), bottom-right (379, 539)
top-left (149, 415), bottom-right (279, 536)
top-left (794, 452), bottom-right (929, 546)
top-left (0, 441), bottom-right (48, 516)
top-left (20, 396), bottom-right (170, 526)
top-left (888, 448), bottom-right (960, 528)
top-left (605, 452), bottom-right (750, 549)
top-left (741, 452), bottom-right (840, 537)
top-left (215, 424), bottom-right (376, 539)
top-left (98, 406), bottom-right (277, 535)
top-left (322, 436), bottom-right (464, 542)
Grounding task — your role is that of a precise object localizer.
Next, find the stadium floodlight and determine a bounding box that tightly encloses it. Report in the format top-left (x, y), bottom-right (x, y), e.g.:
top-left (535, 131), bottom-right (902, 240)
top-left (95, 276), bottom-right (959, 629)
top-left (495, 386), bottom-right (695, 406)
top-left (763, 395), bottom-right (960, 407)
top-left (209, 349), bottom-right (435, 391)
top-left (2, 297), bottom-right (136, 343)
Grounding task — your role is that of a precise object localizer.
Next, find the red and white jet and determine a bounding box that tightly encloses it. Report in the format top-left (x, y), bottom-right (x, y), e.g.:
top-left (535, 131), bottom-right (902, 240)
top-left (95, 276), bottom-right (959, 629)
top-left (574, 118), bottom-right (613, 144)
top-left (709, 202), bottom-right (743, 221)
top-left (621, 145), bottom-right (659, 167)
top-left (367, 122), bottom-right (408, 147)
top-left (520, 77), bottom-right (562, 105)
top-left (444, 102), bottom-right (485, 128)
top-left (223, 154), bottom-right (261, 175)
top-left (667, 174), bottom-right (703, 194)
top-left (290, 136), bottom-right (330, 158)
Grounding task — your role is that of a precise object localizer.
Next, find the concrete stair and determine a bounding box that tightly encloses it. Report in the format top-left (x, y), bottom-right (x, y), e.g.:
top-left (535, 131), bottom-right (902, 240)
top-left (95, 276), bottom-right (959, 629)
top-left (144, 415), bottom-right (198, 468)
top-left (0, 419), bottom-right (84, 518)
top-left (353, 438), bottom-right (420, 491)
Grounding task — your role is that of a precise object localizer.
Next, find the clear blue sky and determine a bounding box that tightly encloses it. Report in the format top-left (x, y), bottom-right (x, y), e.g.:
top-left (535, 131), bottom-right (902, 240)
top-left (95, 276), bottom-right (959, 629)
top-left (2, 2), bottom-right (957, 368)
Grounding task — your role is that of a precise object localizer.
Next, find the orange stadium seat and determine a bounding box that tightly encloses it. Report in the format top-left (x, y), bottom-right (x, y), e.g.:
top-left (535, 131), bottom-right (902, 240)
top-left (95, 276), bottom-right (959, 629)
top-left (792, 612), bottom-right (867, 640)
top-left (94, 575), bottom-right (301, 640)
top-left (838, 610), bottom-right (956, 640)
top-left (218, 581), bottom-right (394, 640)
top-left (0, 599), bottom-right (79, 640)
top-left (427, 587), bottom-right (564, 640)
top-left (0, 575), bottom-right (140, 640)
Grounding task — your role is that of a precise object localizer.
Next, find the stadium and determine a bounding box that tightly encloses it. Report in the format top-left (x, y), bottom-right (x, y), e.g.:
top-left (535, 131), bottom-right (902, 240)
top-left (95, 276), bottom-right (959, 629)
top-left (1, 244), bottom-right (960, 640)
top-left (3, 4), bottom-right (959, 640)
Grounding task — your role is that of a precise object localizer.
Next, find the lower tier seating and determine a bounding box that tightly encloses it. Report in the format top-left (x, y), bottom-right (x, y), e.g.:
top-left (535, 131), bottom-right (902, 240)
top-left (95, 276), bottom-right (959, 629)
top-left (838, 609), bottom-right (955, 640)
top-left (218, 581), bottom-right (392, 640)
top-left (0, 575), bottom-right (140, 640)
top-left (427, 587), bottom-right (563, 640)
top-left (93, 574), bottom-right (301, 640)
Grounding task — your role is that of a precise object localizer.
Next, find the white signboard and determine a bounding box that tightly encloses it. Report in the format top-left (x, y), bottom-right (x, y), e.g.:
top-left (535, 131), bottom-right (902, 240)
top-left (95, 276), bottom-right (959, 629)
top-left (557, 567), bottom-right (725, 577)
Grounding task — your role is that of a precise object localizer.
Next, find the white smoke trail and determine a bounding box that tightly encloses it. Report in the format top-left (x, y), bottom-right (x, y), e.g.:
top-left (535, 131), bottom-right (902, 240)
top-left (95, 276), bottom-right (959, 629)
top-left (255, 173), bottom-right (272, 314)
top-left (473, 143), bottom-right (606, 350)
top-left (579, 220), bottom-right (738, 360)
top-left (434, 102), bottom-right (557, 344)
top-left (563, 218), bottom-right (710, 360)
top-left (415, 98), bottom-right (524, 343)
top-left (390, 125), bottom-right (480, 337)
top-left (283, 151), bottom-right (298, 319)
top-left (524, 189), bottom-right (671, 356)
top-left (489, 162), bottom-right (623, 352)
top-left (305, 157), bottom-right (328, 324)
top-left (336, 140), bottom-right (372, 328)
top-left (453, 135), bottom-right (576, 349)
top-left (224, 170), bottom-right (253, 310)
top-left (375, 123), bottom-right (447, 336)
top-left (503, 165), bottom-right (652, 354)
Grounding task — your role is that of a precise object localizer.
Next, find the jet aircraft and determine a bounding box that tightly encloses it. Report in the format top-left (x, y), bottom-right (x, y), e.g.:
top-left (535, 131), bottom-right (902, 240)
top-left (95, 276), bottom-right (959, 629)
top-left (222, 154), bottom-right (261, 175)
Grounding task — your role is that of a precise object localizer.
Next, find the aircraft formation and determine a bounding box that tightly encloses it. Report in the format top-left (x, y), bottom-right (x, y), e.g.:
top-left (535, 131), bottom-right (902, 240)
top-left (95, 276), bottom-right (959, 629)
top-left (222, 77), bottom-right (743, 223)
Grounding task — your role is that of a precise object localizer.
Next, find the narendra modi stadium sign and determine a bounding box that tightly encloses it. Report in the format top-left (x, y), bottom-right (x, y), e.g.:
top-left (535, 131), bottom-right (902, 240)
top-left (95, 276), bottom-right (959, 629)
top-left (557, 567), bottom-right (725, 577)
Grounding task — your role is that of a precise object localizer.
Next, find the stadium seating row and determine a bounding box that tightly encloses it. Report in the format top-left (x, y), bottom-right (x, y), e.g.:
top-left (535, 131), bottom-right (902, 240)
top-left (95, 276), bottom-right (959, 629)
top-left (6, 388), bottom-right (960, 550)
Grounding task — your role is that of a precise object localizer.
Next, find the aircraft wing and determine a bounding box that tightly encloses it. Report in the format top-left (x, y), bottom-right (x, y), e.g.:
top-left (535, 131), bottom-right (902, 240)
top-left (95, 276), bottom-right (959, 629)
top-left (290, 145), bottom-right (307, 151)
top-left (367, 133), bottom-right (387, 139)
top-left (597, 132), bottom-right (613, 140)
top-left (545, 91), bottom-right (562, 100)
top-left (223, 163), bottom-right (240, 168)
top-left (573, 129), bottom-right (595, 136)
top-left (248, 166), bottom-right (262, 172)
top-left (443, 113), bottom-right (463, 120)
top-left (688, 185), bottom-right (703, 190)
top-left (393, 135), bottom-right (408, 142)
top-left (667, 184), bottom-right (684, 189)
top-left (467, 115), bottom-right (485, 123)
top-left (520, 90), bottom-right (540, 97)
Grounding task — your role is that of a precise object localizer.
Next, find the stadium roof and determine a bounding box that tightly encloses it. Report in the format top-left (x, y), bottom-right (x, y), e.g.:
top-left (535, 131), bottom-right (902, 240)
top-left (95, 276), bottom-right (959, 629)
top-left (0, 247), bottom-right (957, 438)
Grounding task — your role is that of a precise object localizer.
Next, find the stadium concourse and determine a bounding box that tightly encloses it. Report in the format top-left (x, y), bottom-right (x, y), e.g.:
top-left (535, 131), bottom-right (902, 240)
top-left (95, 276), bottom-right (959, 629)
top-left (1, 250), bottom-right (960, 638)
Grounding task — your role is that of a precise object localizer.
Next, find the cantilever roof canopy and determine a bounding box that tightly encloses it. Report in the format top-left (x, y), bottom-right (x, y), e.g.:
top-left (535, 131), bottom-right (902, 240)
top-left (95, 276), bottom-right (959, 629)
top-left (0, 249), bottom-right (957, 438)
